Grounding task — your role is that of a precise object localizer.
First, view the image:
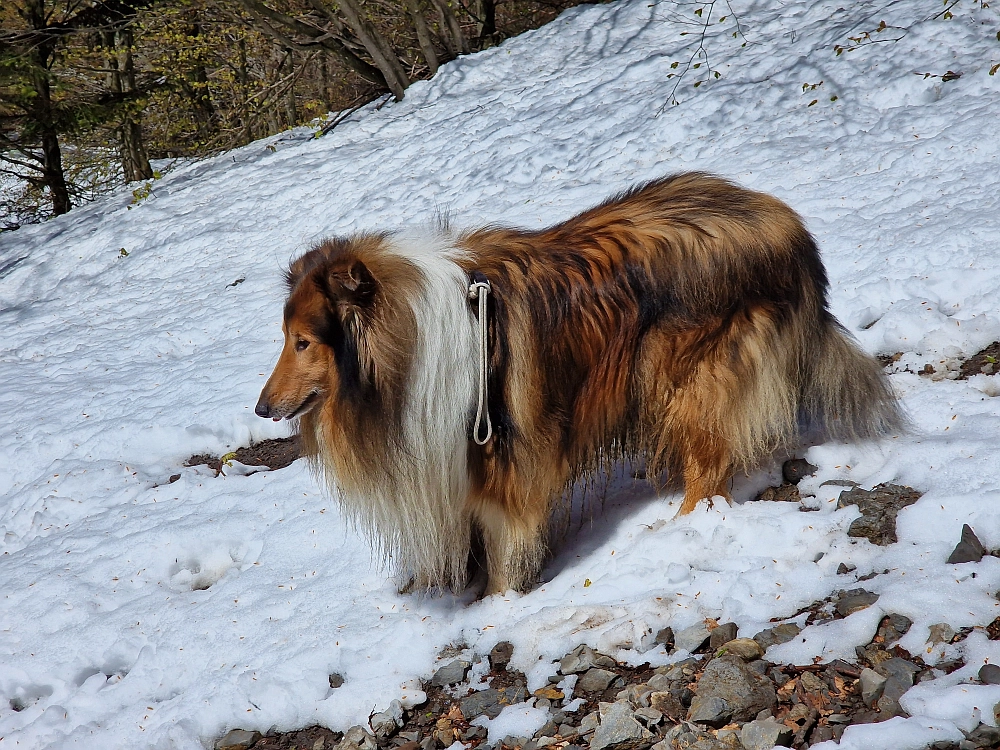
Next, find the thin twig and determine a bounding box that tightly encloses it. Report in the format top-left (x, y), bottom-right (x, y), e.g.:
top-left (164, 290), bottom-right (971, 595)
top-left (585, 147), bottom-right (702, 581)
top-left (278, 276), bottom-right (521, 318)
top-left (319, 93), bottom-right (389, 136)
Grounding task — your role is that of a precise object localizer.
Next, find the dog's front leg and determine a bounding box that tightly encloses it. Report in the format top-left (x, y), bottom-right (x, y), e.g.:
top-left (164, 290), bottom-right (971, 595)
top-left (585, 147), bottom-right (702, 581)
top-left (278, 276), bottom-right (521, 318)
top-left (472, 498), bottom-right (548, 596)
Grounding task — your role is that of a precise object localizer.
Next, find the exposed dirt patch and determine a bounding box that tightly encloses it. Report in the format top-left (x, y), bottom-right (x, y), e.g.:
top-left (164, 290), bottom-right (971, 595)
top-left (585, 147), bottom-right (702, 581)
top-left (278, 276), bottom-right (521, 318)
top-left (249, 726), bottom-right (343, 749)
top-left (960, 341), bottom-right (1000, 378)
top-left (186, 436), bottom-right (302, 474)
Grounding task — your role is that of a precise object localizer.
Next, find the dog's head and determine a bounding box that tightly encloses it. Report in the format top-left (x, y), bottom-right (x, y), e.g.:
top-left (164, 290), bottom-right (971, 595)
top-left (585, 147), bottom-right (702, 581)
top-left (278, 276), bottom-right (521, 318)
top-left (255, 239), bottom-right (383, 422)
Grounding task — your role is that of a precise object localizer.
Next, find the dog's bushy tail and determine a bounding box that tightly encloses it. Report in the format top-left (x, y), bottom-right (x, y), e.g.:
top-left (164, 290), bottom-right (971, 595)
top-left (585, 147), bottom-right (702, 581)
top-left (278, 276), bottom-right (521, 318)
top-left (800, 318), bottom-right (907, 442)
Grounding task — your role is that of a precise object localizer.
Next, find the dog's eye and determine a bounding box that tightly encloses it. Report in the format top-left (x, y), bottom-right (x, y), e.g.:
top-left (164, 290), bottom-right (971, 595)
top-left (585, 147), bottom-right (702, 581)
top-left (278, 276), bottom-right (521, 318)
top-left (295, 339), bottom-right (310, 352)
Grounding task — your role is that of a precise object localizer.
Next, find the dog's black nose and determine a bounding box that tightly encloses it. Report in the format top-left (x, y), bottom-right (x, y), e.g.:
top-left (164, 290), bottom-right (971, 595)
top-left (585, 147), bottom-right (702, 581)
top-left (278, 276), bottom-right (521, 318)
top-left (254, 399), bottom-right (270, 418)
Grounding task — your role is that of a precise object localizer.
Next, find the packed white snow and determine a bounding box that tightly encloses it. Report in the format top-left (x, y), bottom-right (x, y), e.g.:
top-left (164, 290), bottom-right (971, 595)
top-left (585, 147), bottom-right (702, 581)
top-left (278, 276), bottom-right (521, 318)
top-left (2, 0), bottom-right (1000, 748)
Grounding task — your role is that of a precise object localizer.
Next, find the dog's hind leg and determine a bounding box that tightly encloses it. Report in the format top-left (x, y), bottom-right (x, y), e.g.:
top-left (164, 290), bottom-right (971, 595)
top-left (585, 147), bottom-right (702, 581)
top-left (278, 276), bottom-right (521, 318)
top-left (677, 446), bottom-right (733, 516)
top-left (668, 406), bottom-right (734, 515)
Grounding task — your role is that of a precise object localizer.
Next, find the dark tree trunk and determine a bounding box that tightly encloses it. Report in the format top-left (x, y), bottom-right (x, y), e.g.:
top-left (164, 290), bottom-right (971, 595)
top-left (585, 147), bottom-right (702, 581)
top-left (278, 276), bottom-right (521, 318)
top-left (335, 0), bottom-right (410, 99)
top-left (106, 27), bottom-right (153, 182)
top-left (18, 0), bottom-right (71, 216)
top-left (237, 36), bottom-right (253, 143)
top-left (473, 0), bottom-right (496, 42)
top-left (405, 0), bottom-right (439, 75)
top-left (284, 49), bottom-right (297, 126)
top-left (430, 0), bottom-right (469, 57)
top-left (40, 127), bottom-right (71, 216)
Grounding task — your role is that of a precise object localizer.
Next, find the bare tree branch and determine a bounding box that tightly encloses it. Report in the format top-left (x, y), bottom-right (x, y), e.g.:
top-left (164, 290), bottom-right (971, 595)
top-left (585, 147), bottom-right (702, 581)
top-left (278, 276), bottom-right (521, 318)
top-left (237, 0), bottom-right (389, 88)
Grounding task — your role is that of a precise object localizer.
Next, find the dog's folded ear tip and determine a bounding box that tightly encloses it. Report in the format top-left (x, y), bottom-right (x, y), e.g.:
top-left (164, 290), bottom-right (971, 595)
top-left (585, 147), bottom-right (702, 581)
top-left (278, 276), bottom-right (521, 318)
top-left (327, 259), bottom-right (375, 295)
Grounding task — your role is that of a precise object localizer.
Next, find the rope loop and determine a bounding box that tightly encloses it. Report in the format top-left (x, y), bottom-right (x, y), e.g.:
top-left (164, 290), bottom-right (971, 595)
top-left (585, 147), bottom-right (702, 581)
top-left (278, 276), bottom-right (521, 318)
top-left (468, 277), bottom-right (493, 445)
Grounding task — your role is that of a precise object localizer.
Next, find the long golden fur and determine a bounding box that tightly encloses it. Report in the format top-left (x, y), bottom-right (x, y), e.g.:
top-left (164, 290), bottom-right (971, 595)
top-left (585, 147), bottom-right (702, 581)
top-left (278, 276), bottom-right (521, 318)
top-left (256, 173), bottom-right (904, 595)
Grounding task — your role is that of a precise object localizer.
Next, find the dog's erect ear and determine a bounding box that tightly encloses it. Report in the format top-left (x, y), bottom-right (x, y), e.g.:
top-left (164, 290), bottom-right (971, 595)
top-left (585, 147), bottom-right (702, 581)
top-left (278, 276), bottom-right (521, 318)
top-left (325, 259), bottom-right (377, 308)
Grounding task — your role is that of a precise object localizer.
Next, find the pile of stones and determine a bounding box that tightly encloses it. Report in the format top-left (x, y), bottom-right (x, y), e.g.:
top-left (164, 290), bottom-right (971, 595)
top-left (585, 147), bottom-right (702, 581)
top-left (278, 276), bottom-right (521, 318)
top-left (218, 608), bottom-right (1000, 750)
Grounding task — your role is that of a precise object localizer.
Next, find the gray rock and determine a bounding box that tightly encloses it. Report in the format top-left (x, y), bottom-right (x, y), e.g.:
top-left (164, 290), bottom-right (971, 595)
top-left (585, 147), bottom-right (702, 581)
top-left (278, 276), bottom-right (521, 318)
top-left (928, 622), bottom-right (956, 645)
top-left (837, 562), bottom-right (857, 575)
top-left (328, 673), bottom-right (345, 689)
top-left (560, 645), bottom-right (616, 675)
top-left (646, 674), bottom-right (671, 692)
top-left (717, 729), bottom-right (743, 748)
top-left (688, 654), bottom-right (777, 725)
top-left (876, 676), bottom-right (910, 718)
top-left (338, 726), bottom-right (377, 750)
top-left (656, 658), bottom-right (698, 681)
top-left (872, 661), bottom-right (917, 719)
top-left (719, 637), bottom-right (763, 662)
top-left (877, 614), bottom-right (913, 645)
top-left (590, 700), bottom-right (653, 750)
top-left (490, 642), bottom-right (514, 671)
top-left (873, 657), bottom-right (920, 686)
top-left (460, 688), bottom-right (499, 719)
top-left (216, 729), bottom-right (262, 750)
top-left (578, 712), bottom-right (600, 734)
top-left (462, 727), bottom-right (487, 742)
top-left (753, 623), bottom-right (801, 651)
top-left (648, 691), bottom-right (684, 721)
top-left (653, 627), bottom-right (674, 649)
top-left (370, 700), bottom-right (404, 740)
top-left (615, 683), bottom-right (651, 707)
top-left (798, 671), bottom-right (826, 694)
top-left (687, 695), bottom-right (730, 728)
top-left (837, 483), bottom-right (922, 546)
top-left (835, 588), bottom-right (880, 616)
top-left (980, 664), bottom-right (1000, 685)
top-left (755, 483), bottom-right (801, 503)
top-left (577, 668), bottom-right (620, 693)
top-left (821, 479), bottom-right (860, 488)
top-left (967, 723), bottom-right (1000, 748)
top-left (632, 706), bottom-right (662, 727)
top-left (860, 668), bottom-right (887, 706)
top-left (740, 716), bottom-right (793, 750)
top-left (460, 684), bottom-right (527, 720)
top-left (947, 524), bottom-right (987, 564)
top-left (431, 659), bottom-right (471, 686)
top-left (534, 721), bottom-right (559, 739)
top-left (674, 623), bottom-right (712, 653)
top-left (709, 623), bottom-right (739, 650)
top-left (657, 725), bottom-right (742, 750)
top-left (782, 458), bottom-right (817, 485)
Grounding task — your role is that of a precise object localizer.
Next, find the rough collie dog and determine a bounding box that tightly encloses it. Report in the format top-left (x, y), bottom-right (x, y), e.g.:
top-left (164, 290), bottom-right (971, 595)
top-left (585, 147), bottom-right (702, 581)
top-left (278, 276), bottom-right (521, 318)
top-left (255, 173), bottom-right (904, 595)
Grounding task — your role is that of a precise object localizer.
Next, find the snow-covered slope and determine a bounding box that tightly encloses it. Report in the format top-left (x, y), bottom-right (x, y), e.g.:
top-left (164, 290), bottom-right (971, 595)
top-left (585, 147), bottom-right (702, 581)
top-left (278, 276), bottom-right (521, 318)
top-left (2, 0), bottom-right (1000, 747)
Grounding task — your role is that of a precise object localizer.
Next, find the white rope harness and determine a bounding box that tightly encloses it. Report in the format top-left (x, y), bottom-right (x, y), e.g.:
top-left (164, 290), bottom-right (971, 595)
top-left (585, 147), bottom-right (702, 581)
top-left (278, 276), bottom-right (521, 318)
top-left (468, 277), bottom-right (493, 445)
